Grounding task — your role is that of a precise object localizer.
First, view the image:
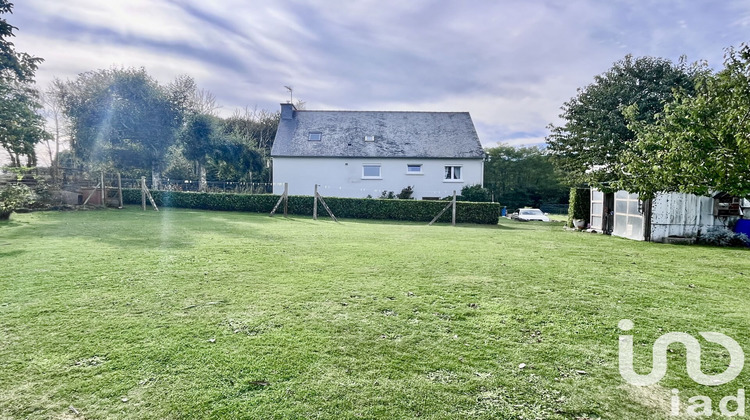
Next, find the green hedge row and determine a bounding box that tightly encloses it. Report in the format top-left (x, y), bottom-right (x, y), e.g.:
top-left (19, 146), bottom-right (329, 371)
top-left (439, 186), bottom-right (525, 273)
top-left (567, 187), bottom-right (591, 228)
top-left (121, 189), bottom-right (501, 224)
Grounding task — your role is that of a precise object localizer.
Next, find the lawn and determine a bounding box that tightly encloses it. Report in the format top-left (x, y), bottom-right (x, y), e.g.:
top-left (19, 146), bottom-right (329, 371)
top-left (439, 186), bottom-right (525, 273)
top-left (1, 208), bottom-right (749, 419)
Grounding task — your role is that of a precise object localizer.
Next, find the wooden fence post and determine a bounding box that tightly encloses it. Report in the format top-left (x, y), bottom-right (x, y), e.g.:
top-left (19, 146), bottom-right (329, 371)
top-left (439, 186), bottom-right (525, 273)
top-left (452, 190), bottom-right (457, 226)
top-left (283, 183), bottom-right (288, 217)
top-left (117, 172), bottom-right (123, 209)
top-left (270, 182), bottom-right (289, 217)
top-left (100, 172), bottom-right (105, 207)
top-left (428, 191), bottom-right (458, 226)
top-left (316, 192), bottom-right (338, 223)
top-left (141, 176), bottom-right (146, 211)
top-left (313, 184), bottom-right (318, 220)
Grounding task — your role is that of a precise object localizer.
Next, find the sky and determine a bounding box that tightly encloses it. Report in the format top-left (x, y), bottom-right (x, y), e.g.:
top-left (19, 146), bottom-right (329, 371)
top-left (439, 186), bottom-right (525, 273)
top-left (6, 0), bottom-right (750, 165)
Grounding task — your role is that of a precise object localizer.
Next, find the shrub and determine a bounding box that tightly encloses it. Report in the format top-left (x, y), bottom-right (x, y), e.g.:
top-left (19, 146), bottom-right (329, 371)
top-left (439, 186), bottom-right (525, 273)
top-left (0, 184), bottom-right (33, 220)
top-left (460, 184), bottom-right (491, 202)
top-left (567, 188), bottom-right (590, 228)
top-left (396, 186), bottom-right (414, 200)
top-left (696, 227), bottom-right (750, 247)
top-left (121, 189), bottom-right (501, 224)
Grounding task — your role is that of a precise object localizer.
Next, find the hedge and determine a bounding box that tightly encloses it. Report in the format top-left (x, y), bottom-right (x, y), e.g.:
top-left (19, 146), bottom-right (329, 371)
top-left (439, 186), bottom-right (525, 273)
top-left (121, 189), bottom-right (501, 224)
top-left (567, 187), bottom-right (590, 228)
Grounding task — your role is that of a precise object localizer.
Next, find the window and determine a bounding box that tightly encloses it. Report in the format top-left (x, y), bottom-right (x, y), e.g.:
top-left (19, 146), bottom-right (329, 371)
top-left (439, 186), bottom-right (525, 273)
top-left (364, 135), bottom-right (375, 142)
top-left (407, 164), bottom-right (422, 174)
top-left (362, 164), bottom-right (381, 179)
top-left (308, 132), bottom-right (322, 141)
top-left (444, 166), bottom-right (462, 181)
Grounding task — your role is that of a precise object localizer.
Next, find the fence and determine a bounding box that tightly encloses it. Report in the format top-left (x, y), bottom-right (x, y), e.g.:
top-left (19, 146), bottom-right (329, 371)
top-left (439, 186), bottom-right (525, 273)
top-left (539, 203), bottom-right (569, 215)
top-left (119, 178), bottom-right (275, 194)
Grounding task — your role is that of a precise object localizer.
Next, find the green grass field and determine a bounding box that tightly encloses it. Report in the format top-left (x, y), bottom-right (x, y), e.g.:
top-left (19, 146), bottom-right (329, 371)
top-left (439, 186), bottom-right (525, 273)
top-left (1, 208), bottom-right (749, 419)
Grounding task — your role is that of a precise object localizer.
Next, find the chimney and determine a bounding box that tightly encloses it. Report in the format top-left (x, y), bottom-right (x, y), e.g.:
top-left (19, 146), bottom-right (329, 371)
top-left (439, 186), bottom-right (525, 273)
top-left (280, 103), bottom-right (296, 120)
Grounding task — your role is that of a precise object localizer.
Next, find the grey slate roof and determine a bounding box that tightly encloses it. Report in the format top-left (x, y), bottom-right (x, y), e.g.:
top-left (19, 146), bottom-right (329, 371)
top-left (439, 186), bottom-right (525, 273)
top-left (271, 109), bottom-right (484, 159)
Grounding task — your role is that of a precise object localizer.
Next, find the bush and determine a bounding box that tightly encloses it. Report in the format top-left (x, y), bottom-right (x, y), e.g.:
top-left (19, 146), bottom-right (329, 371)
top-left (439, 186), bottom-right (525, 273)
top-left (567, 188), bottom-right (590, 228)
top-left (396, 186), bottom-right (414, 200)
top-left (0, 184), bottom-right (33, 220)
top-left (696, 227), bottom-right (750, 247)
top-left (460, 184), bottom-right (491, 202)
top-left (121, 189), bottom-right (501, 224)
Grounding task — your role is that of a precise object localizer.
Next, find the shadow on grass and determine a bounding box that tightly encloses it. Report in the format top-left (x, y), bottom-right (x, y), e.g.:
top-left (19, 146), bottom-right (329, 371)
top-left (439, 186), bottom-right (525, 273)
top-left (0, 218), bottom-right (31, 229)
top-left (0, 249), bottom-right (25, 258)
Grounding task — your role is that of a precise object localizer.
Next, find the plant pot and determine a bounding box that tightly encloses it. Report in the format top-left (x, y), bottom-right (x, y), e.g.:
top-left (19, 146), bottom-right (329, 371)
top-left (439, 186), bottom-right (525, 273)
top-left (573, 219), bottom-right (586, 230)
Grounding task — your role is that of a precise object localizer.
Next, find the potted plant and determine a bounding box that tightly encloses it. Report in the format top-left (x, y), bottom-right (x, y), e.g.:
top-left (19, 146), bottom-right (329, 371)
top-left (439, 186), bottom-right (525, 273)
top-left (567, 187), bottom-right (590, 229)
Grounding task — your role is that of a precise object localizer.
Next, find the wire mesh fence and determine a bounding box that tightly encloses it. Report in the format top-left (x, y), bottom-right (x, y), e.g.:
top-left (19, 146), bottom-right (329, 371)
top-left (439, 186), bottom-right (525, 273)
top-left (119, 178), bottom-right (274, 194)
top-left (539, 204), bottom-right (569, 214)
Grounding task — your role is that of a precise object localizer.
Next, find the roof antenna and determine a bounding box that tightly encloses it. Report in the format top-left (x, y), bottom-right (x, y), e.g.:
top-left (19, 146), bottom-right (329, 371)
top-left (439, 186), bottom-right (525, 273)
top-left (284, 86), bottom-right (293, 104)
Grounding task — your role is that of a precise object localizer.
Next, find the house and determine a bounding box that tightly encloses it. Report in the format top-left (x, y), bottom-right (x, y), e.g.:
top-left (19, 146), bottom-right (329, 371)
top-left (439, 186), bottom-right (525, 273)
top-left (270, 103), bottom-right (485, 199)
top-left (590, 188), bottom-right (749, 242)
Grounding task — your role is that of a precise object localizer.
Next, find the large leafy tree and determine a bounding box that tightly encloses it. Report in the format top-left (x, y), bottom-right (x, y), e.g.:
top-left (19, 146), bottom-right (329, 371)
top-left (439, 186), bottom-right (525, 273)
top-left (59, 67), bottom-right (187, 185)
top-left (546, 55), bottom-right (700, 188)
top-left (484, 145), bottom-right (568, 209)
top-left (220, 107), bottom-right (277, 184)
top-left (0, 0), bottom-right (46, 167)
top-left (619, 44), bottom-right (750, 199)
top-left (223, 107), bottom-right (279, 154)
top-left (178, 113), bottom-right (218, 191)
top-left (211, 126), bottom-right (264, 183)
top-left (177, 112), bottom-right (266, 189)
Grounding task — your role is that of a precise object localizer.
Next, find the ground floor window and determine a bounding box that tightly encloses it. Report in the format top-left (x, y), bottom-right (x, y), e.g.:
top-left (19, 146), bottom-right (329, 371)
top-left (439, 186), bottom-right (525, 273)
top-left (444, 165), bottom-right (462, 180)
top-left (362, 164), bottom-right (381, 179)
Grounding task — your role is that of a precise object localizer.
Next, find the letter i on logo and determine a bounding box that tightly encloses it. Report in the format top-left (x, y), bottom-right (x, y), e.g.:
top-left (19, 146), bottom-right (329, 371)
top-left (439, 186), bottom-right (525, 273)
top-left (619, 319), bottom-right (668, 386)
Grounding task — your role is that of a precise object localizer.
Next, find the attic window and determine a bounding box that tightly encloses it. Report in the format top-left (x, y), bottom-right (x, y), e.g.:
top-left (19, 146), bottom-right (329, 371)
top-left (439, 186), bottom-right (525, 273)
top-left (308, 132), bottom-right (322, 141)
top-left (364, 135), bottom-right (375, 142)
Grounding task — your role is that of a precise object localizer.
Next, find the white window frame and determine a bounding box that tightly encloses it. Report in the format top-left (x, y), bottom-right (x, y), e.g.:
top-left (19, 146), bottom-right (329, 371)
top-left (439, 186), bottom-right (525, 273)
top-left (362, 164), bottom-right (382, 179)
top-left (308, 132), bottom-right (322, 141)
top-left (444, 165), bottom-right (463, 182)
top-left (406, 164), bottom-right (423, 175)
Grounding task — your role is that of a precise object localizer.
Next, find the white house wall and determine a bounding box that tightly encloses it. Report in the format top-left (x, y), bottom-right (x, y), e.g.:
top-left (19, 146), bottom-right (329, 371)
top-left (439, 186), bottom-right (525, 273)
top-left (272, 157), bottom-right (483, 199)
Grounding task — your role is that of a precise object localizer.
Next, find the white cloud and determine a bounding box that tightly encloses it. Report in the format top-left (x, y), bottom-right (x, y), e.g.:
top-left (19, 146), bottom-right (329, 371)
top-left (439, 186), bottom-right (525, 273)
top-left (4, 0), bottom-right (750, 167)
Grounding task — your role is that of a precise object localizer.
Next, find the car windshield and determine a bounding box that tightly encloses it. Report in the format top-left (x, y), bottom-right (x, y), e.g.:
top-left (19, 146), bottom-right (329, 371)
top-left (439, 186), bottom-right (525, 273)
top-left (520, 209), bottom-right (543, 215)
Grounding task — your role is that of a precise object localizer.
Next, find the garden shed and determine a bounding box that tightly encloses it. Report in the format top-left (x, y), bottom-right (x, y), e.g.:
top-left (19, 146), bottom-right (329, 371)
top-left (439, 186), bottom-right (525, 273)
top-left (590, 189), bottom-right (750, 242)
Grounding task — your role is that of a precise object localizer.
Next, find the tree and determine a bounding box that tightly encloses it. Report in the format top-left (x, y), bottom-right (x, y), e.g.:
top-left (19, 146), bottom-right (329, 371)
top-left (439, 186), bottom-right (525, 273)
top-left (212, 121), bottom-right (265, 184)
top-left (0, 0), bottom-right (46, 167)
top-left (0, 79), bottom-right (47, 166)
top-left (223, 107), bottom-right (279, 153)
top-left (59, 67), bottom-right (187, 186)
top-left (483, 145), bottom-right (568, 209)
top-left (179, 113), bottom-right (218, 191)
top-left (546, 55), bottom-right (700, 188)
top-left (40, 78), bottom-right (71, 179)
top-left (0, 182), bottom-right (32, 220)
top-left (619, 44), bottom-right (750, 199)
top-left (222, 107), bottom-right (279, 184)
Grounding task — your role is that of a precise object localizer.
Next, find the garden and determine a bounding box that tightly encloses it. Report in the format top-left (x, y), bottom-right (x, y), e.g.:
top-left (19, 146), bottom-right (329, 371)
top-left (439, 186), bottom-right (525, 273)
top-left (1, 208), bottom-right (749, 419)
